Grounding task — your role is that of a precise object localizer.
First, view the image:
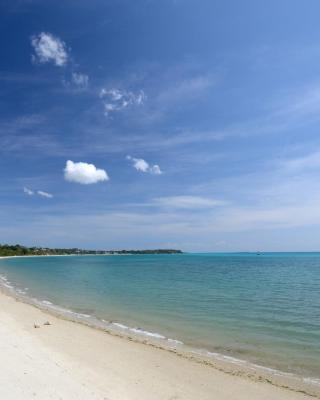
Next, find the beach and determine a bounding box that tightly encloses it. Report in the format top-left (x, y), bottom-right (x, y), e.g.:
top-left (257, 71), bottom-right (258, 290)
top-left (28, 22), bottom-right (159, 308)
top-left (2, 1), bottom-right (320, 398)
top-left (0, 288), bottom-right (317, 400)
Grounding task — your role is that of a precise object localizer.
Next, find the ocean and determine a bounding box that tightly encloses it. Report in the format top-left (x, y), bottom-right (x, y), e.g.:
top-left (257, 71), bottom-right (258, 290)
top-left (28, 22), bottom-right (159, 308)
top-left (0, 252), bottom-right (319, 386)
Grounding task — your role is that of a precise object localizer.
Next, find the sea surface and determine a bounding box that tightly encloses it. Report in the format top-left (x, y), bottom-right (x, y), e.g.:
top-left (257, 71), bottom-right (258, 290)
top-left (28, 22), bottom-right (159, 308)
top-left (0, 252), bottom-right (319, 384)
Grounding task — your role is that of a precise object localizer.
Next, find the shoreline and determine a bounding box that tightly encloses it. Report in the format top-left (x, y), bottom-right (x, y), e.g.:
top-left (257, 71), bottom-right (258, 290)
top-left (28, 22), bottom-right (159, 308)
top-left (0, 255), bottom-right (319, 398)
top-left (0, 254), bottom-right (320, 384)
top-left (0, 291), bottom-right (318, 400)
top-left (1, 255), bottom-right (320, 396)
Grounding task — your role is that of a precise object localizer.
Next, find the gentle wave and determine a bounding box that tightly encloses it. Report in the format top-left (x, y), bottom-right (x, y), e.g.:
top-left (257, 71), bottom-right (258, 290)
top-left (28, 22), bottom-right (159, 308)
top-left (0, 275), bottom-right (13, 289)
top-left (304, 377), bottom-right (320, 385)
top-left (0, 274), bottom-right (185, 349)
top-left (110, 321), bottom-right (182, 343)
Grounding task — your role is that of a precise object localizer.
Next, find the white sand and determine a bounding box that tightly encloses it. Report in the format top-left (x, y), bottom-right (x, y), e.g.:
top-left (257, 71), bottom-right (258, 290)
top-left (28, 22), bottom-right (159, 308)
top-left (0, 290), bottom-right (317, 400)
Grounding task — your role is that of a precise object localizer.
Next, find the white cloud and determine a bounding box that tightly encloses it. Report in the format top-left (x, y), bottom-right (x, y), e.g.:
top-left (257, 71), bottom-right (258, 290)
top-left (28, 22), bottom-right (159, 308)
top-left (23, 187), bottom-right (34, 195)
top-left (127, 156), bottom-right (162, 175)
top-left (37, 190), bottom-right (53, 198)
top-left (31, 32), bottom-right (68, 66)
top-left (129, 157), bottom-right (149, 172)
top-left (23, 187), bottom-right (53, 198)
top-left (149, 165), bottom-right (162, 175)
top-left (64, 160), bottom-right (109, 184)
top-left (154, 196), bottom-right (227, 209)
top-left (100, 88), bottom-right (146, 116)
top-left (71, 72), bottom-right (89, 89)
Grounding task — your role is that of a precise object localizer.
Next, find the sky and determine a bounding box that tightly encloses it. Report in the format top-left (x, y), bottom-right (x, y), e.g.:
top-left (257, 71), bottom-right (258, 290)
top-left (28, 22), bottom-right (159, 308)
top-left (2, 0), bottom-right (320, 251)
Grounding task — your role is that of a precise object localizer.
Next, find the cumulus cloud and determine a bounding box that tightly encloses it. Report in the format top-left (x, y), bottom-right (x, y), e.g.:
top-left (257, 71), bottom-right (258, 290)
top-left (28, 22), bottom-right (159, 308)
top-left (37, 190), bottom-right (53, 198)
top-left (129, 157), bottom-right (149, 172)
top-left (71, 72), bottom-right (89, 89)
top-left (31, 32), bottom-right (68, 66)
top-left (100, 88), bottom-right (145, 116)
top-left (64, 160), bottom-right (109, 184)
top-left (154, 196), bottom-right (227, 209)
top-left (23, 187), bottom-right (34, 195)
top-left (126, 156), bottom-right (162, 175)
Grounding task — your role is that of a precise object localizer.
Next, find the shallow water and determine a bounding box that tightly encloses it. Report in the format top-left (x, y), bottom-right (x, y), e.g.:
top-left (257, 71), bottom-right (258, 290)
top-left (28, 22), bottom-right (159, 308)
top-left (0, 253), bottom-right (319, 381)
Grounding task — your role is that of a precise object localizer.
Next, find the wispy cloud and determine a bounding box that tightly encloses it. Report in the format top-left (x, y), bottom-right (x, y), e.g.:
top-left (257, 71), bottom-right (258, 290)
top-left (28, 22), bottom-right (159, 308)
top-left (71, 72), bottom-right (89, 89)
top-left (126, 155), bottom-right (162, 175)
top-left (23, 187), bottom-right (53, 198)
top-left (136, 81), bottom-right (320, 149)
top-left (37, 190), bottom-right (53, 198)
top-left (0, 72), bottom-right (50, 84)
top-left (64, 160), bottom-right (109, 184)
top-left (23, 187), bottom-right (34, 195)
top-left (210, 202), bottom-right (320, 232)
top-left (135, 70), bottom-right (216, 124)
top-left (31, 32), bottom-right (68, 66)
top-left (99, 88), bottom-right (146, 116)
top-left (157, 74), bottom-right (214, 105)
top-left (281, 150), bottom-right (320, 172)
top-left (153, 196), bottom-right (227, 209)
top-left (62, 72), bottom-right (89, 91)
top-left (0, 114), bottom-right (68, 156)
top-left (8, 198), bottom-right (320, 251)
top-left (271, 83), bottom-right (320, 120)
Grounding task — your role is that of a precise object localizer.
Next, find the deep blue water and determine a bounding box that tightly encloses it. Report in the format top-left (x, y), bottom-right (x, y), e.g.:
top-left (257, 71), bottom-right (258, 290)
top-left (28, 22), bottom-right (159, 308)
top-left (0, 253), bottom-right (319, 378)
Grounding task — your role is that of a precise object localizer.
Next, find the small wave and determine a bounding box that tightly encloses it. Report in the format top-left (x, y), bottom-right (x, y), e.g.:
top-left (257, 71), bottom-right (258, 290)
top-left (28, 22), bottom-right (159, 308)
top-left (111, 322), bottom-right (182, 345)
top-left (37, 302), bottom-right (93, 321)
top-left (202, 350), bottom-right (309, 385)
top-left (77, 313), bottom-right (91, 318)
top-left (205, 350), bottom-right (247, 366)
top-left (303, 377), bottom-right (320, 386)
top-left (112, 322), bottom-right (129, 330)
top-left (0, 276), bottom-right (26, 293)
top-left (167, 338), bottom-right (184, 345)
top-left (251, 363), bottom-right (295, 378)
top-left (2, 282), bottom-right (14, 289)
top-left (33, 299), bottom-right (74, 315)
top-left (111, 322), bottom-right (165, 339)
top-left (205, 350), bottom-right (295, 378)
top-left (129, 327), bottom-right (166, 339)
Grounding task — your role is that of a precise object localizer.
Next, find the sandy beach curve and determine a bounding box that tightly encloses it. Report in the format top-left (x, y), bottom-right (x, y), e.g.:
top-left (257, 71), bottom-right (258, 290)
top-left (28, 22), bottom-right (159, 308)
top-left (0, 287), bottom-right (317, 400)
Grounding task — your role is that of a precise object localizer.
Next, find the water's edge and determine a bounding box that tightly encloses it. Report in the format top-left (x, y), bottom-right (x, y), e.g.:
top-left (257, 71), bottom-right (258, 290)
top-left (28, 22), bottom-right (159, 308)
top-left (0, 255), bottom-right (319, 397)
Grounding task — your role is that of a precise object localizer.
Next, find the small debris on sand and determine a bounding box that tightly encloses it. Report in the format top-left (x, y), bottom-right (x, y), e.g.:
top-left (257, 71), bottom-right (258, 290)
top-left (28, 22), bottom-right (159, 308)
top-left (34, 324), bottom-right (40, 328)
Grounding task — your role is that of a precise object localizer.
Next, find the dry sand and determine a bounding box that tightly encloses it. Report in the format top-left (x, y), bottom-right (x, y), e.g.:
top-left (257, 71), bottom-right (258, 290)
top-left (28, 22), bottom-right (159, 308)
top-left (0, 290), bottom-right (317, 400)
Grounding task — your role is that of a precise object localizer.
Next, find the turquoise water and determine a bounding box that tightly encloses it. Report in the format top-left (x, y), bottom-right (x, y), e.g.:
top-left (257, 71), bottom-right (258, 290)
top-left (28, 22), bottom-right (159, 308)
top-left (0, 253), bottom-right (319, 380)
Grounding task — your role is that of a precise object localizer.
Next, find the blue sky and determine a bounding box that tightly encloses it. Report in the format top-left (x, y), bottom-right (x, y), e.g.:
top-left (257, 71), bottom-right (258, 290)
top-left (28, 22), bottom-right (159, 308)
top-left (2, 0), bottom-right (320, 251)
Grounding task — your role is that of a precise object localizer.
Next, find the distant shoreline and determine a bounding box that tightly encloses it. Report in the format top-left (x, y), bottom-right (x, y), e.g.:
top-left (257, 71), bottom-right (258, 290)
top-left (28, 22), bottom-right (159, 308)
top-left (0, 244), bottom-right (183, 258)
top-left (0, 252), bottom-right (181, 260)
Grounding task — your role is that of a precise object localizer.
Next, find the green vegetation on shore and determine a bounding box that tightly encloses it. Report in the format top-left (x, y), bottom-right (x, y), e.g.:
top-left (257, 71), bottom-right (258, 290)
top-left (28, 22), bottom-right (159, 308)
top-left (0, 244), bottom-right (182, 257)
